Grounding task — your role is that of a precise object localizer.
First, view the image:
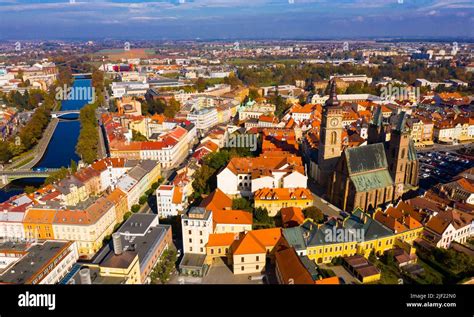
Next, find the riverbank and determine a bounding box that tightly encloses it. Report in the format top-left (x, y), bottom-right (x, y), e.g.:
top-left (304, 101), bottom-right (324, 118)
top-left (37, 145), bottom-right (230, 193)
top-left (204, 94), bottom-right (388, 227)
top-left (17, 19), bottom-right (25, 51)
top-left (4, 118), bottom-right (59, 171)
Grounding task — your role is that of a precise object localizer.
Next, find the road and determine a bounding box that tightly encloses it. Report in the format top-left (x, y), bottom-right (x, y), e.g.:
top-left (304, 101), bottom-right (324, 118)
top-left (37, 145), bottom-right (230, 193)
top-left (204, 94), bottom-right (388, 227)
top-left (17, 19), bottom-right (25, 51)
top-left (4, 118), bottom-right (59, 171)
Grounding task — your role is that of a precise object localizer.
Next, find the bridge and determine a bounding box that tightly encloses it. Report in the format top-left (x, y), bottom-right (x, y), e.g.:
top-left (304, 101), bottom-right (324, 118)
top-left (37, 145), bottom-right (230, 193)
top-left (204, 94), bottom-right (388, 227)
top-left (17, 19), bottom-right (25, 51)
top-left (51, 110), bottom-right (81, 118)
top-left (72, 73), bottom-right (92, 79)
top-left (0, 169), bottom-right (61, 187)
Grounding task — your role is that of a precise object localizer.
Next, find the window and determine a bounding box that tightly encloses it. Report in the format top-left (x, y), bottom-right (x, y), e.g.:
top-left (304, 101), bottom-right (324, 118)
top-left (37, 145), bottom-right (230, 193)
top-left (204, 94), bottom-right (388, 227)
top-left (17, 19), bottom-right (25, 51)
top-left (241, 257), bottom-right (245, 263)
top-left (331, 131), bottom-right (337, 145)
top-left (241, 266), bottom-right (244, 271)
top-left (256, 256), bottom-right (259, 261)
top-left (256, 265), bottom-right (259, 270)
top-left (189, 238), bottom-right (192, 243)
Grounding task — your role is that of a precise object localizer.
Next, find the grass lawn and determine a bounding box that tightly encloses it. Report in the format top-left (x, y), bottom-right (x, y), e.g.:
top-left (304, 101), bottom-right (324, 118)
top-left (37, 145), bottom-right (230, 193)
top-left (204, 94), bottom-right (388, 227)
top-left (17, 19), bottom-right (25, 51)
top-left (372, 259), bottom-right (401, 284)
top-left (408, 259), bottom-right (445, 284)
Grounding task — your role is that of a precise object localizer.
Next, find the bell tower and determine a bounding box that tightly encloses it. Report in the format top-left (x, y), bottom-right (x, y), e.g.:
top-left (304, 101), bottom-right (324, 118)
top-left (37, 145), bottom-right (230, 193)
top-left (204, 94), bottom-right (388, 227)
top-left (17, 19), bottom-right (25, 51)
top-left (317, 80), bottom-right (343, 187)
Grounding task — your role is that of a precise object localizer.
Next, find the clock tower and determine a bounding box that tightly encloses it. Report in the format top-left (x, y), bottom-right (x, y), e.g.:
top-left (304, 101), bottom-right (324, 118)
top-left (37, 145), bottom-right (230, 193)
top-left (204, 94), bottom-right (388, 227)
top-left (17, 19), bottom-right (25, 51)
top-left (317, 80), bottom-right (343, 186)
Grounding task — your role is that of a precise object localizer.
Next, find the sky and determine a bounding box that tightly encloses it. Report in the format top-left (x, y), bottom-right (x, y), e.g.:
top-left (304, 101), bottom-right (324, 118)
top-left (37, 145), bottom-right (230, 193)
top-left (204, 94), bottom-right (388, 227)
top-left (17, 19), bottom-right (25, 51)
top-left (0, 0), bottom-right (473, 40)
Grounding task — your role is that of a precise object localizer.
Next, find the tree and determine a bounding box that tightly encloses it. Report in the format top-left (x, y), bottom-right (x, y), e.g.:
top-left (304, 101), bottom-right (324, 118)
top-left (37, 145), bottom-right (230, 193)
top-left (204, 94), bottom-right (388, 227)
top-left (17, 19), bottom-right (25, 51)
top-left (76, 104), bottom-right (99, 164)
top-left (254, 207), bottom-right (272, 224)
top-left (303, 206), bottom-right (324, 223)
top-left (0, 141), bottom-right (12, 163)
top-left (70, 159), bottom-right (78, 173)
top-left (164, 97), bottom-right (181, 118)
top-left (131, 204), bottom-right (140, 213)
top-left (232, 198), bottom-right (253, 213)
top-left (195, 77), bottom-right (208, 92)
top-left (24, 186), bottom-right (37, 194)
top-left (132, 130), bottom-right (148, 141)
top-left (150, 249), bottom-right (177, 284)
top-left (45, 167), bottom-right (70, 185)
top-left (139, 195), bottom-right (148, 205)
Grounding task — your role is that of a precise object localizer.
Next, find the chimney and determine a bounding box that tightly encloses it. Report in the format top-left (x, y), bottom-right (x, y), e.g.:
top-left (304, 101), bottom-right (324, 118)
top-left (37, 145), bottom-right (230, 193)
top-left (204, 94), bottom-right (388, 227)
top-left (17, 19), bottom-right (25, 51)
top-left (112, 233), bottom-right (123, 255)
top-left (79, 268), bottom-right (92, 285)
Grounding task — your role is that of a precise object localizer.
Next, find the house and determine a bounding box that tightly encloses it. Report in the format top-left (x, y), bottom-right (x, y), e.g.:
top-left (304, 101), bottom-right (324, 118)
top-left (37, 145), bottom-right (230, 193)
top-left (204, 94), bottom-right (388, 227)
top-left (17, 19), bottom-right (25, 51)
top-left (254, 188), bottom-right (313, 217)
top-left (280, 207), bottom-right (305, 228)
top-left (423, 209), bottom-right (474, 249)
top-left (199, 189), bottom-right (233, 213)
top-left (275, 246), bottom-right (340, 285)
top-left (217, 153), bottom-right (307, 197)
top-left (231, 228), bottom-right (282, 275)
top-left (156, 185), bottom-right (186, 218)
top-left (213, 209), bottom-right (253, 234)
top-left (179, 207), bottom-right (213, 277)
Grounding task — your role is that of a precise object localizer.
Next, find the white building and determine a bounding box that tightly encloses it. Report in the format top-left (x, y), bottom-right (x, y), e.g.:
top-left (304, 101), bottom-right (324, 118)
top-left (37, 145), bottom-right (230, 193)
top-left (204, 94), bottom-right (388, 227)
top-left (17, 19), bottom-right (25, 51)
top-left (156, 185), bottom-right (185, 218)
top-left (217, 155), bottom-right (308, 197)
top-left (0, 240), bottom-right (79, 284)
top-left (0, 211), bottom-right (26, 242)
top-left (181, 207), bottom-right (213, 254)
top-left (424, 210), bottom-right (474, 249)
top-left (187, 108), bottom-right (218, 132)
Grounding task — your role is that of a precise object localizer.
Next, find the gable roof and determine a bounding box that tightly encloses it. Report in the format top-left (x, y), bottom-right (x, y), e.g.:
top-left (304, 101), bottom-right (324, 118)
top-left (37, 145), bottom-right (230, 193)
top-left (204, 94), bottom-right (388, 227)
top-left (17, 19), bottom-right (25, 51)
top-left (345, 143), bottom-right (388, 174)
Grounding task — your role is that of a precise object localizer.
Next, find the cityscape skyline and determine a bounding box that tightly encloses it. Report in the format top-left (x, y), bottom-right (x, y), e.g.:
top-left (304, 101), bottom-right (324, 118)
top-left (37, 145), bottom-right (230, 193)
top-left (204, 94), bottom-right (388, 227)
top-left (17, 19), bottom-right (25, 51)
top-left (1, 0), bottom-right (473, 40)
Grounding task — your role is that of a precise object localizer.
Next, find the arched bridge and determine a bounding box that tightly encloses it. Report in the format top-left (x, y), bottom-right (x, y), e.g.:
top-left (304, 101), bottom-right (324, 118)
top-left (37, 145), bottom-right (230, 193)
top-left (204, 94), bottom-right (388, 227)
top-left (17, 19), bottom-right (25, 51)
top-left (51, 110), bottom-right (81, 118)
top-left (0, 168), bottom-right (61, 186)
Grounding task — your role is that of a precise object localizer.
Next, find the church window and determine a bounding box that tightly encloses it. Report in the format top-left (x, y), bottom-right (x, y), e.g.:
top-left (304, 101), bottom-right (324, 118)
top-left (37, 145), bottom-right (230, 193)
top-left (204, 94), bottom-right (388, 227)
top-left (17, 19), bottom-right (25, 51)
top-left (331, 131), bottom-right (337, 145)
top-left (401, 149), bottom-right (406, 159)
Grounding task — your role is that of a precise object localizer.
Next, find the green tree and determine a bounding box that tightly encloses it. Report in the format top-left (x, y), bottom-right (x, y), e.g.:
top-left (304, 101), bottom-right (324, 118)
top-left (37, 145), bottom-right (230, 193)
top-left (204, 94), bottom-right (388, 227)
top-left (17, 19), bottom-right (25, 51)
top-left (139, 195), bottom-right (148, 205)
top-left (0, 141), bottom-right (13, 163)
top-left (132, 130), bottom-right (148, 141)
top-left (76, 104), bottom-right (99, 164)
top-left (303, 206), bottom-right (324, 223)
top-left (70, 159), bottom-right (78, 173)
top-left (195, 77), bottom-right (208, 92)
top-left (164, 97), bottom-right (181, 118)
top-left (131, 204), bottom-right (141, 213)
top-left (232, 198), bottom-right (253, 213)
top-left (150, 249), bottom-right (177, 284)
top-left (45, 167), bottom-right (70, 185)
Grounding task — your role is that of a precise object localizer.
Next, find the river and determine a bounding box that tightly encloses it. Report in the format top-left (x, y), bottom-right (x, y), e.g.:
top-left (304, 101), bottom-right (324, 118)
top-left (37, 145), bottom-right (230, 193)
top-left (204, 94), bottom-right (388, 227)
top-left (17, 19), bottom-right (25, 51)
top-left (0, 77), bottom-right (92, 202)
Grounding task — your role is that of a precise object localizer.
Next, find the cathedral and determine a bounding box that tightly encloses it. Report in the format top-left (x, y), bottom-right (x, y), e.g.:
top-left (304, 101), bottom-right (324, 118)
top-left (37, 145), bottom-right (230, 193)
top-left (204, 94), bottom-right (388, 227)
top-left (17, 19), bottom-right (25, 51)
top-left (311, 80), bottom-right (419, 212)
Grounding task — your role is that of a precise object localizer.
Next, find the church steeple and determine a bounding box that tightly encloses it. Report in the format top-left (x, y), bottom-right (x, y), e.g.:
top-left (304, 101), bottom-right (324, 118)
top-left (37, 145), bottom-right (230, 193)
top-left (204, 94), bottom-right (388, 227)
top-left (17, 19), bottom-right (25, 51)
top-left (325, 80), bottom-right (340, 108)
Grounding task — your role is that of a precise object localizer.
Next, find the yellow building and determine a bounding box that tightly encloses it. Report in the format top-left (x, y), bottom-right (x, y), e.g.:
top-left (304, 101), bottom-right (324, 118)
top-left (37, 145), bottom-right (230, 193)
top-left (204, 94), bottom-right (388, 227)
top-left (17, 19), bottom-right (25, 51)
top-left (23, 208), bottom-right (56, 240)
top-left (88, 252), bottom-right (141, 284)
top-left (52, 197), bottom-right (117, 257)
top-left (283, 208), bottom-right (422, 265)
top-left (231, 228), bottom-right (282, 275)
top-left (254, 188), bottom-right (313, 217)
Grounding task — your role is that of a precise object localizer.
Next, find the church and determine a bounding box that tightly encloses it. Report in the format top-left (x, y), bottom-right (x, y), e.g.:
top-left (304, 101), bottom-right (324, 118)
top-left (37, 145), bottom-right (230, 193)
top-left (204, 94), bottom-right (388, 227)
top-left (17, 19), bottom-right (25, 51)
top-left (306, 80), bottom-right (419, 212)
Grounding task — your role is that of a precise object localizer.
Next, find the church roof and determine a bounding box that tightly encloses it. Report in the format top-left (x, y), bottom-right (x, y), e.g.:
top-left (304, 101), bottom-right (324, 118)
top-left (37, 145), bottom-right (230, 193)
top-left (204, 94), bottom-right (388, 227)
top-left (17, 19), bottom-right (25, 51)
top-left (345, 143), bottom-right (388, 174)
top-left (350, 169), bottom-right (394, 192)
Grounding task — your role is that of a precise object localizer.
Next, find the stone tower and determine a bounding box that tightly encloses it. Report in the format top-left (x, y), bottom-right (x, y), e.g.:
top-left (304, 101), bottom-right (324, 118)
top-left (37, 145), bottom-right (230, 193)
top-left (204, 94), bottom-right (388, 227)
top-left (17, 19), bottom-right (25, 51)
top-left (317, 80), bottom-right (343, 187)
top-left (367, 106), bottom-right (386, 144)
top-left (387, 112), bottom-right (411, 199)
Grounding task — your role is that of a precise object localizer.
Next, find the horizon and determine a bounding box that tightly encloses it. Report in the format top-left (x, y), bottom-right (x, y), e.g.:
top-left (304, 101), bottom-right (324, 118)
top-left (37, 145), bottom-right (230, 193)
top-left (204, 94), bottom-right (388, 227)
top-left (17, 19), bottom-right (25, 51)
top-left (1, 0), bottom-right (473, 40)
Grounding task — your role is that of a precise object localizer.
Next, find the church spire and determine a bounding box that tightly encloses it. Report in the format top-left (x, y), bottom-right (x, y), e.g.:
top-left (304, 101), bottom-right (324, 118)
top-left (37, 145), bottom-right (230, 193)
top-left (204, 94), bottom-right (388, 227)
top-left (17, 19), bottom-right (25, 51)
top-left (325, 80), bottom-right (340, 107)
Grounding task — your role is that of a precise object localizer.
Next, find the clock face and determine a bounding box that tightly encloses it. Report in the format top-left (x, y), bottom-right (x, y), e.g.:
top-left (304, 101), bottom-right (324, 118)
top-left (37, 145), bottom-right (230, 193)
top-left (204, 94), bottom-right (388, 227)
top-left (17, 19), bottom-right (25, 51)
top-left (330, 118), bottom-right (339, 127)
